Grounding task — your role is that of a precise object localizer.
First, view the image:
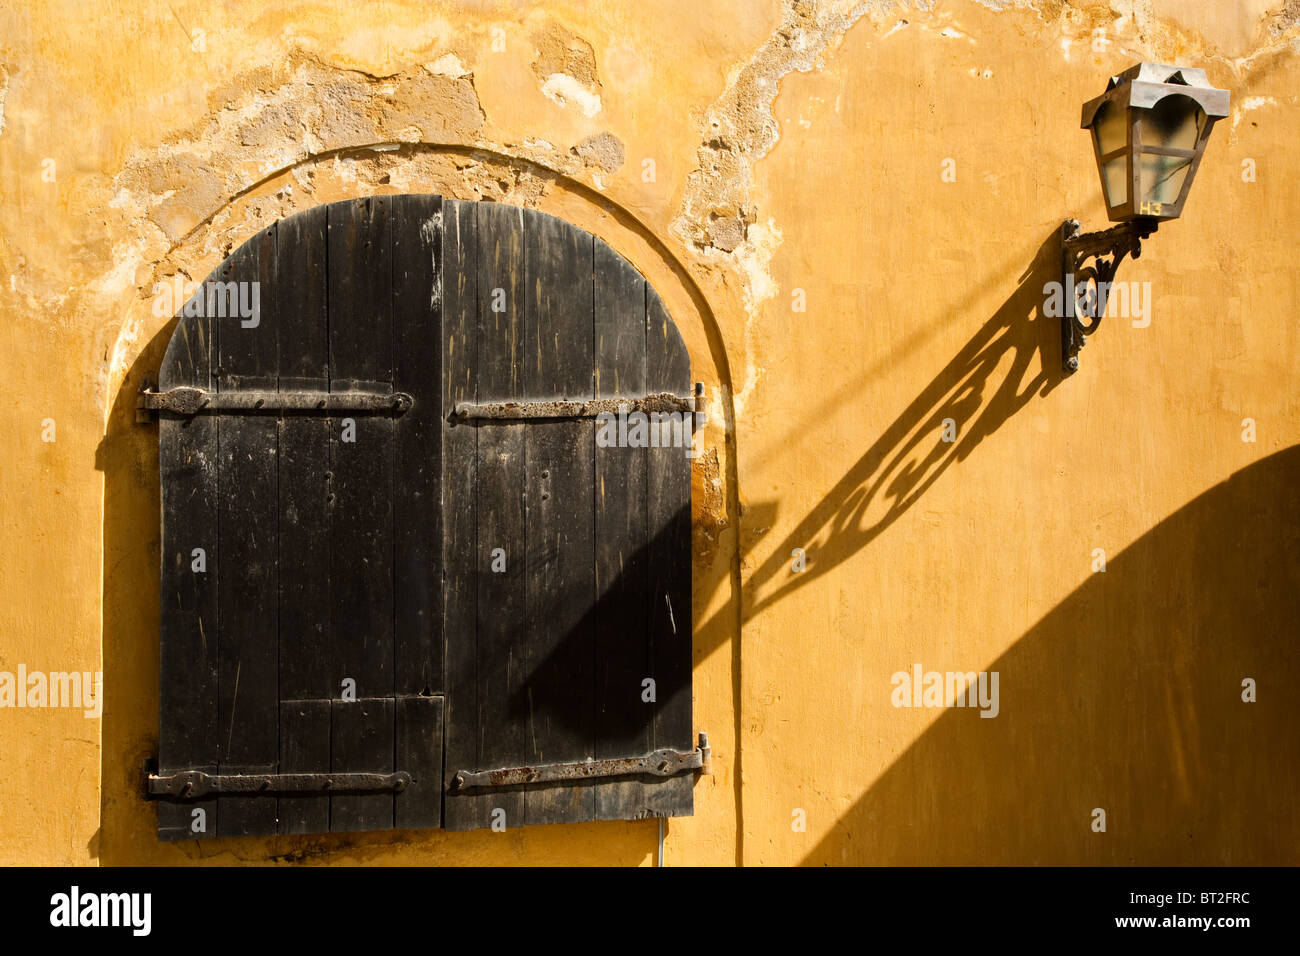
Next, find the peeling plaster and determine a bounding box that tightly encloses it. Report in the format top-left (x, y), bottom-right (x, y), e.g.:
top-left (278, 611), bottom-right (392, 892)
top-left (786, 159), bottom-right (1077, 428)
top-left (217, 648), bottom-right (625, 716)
top-left (1232, 94), bottom-right (1279, 129)
top-left (423, 54), bottom-right (470, 78)
top-left (726, 218), bottom-right (782, 419)
top-left (541, 72), bottom-right (603, 116)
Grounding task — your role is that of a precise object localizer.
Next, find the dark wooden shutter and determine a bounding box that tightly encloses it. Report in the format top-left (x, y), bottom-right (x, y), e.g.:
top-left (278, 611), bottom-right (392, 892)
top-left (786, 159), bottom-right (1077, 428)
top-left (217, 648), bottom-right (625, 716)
top-left (440, 202), bottom-right (695, 829)
top-left (152, 195), bottom-right (695, 839)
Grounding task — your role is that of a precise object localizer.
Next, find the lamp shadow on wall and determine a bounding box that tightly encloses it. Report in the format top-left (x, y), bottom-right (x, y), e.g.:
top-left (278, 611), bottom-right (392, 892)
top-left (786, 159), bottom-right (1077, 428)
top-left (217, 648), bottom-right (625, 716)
top-left (802, 445), bottom-right (1300, 865)
top-left (704, 226), bottom-right (1070, 655)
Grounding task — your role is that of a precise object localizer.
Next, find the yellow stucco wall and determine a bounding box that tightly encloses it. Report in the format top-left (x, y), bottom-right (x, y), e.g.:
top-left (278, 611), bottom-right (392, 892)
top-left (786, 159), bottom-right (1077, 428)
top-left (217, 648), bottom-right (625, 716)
top-left (0, 0), bottom-right (1295, 865)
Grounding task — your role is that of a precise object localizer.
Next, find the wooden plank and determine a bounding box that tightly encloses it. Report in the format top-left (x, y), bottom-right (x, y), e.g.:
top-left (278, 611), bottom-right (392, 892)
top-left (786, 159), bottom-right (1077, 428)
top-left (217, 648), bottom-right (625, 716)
top-left (327, 197), bottom-right (396, 831)
top-left (393, 194), bottom-right (444, 696)
top-left (330, 698), bottom-right (395, 832)
top-left (277, 205), bottom-right (331, 707)
top-left (522, 211), bottom-right (596, 825)
top-left (395, 695), bottom-right (444, 829)
top-left (328, 196), bottom-right (395, 393)
top-left (644, 285), bottom-right (695, 818)
top-left (467, 201), bottom-right (528, 831)
top-left (277, 208), bottom-right (332, 841)
top-left (441, 200), bottom-right (482, 831)
top-left (157, 279), bottom-right (219, 840)
top-left (591, 239), bottom-right (654, 821)
top-left (277, 699), bottom-right (330, 834)
top-left (215, 225), bottom-right (280, 837)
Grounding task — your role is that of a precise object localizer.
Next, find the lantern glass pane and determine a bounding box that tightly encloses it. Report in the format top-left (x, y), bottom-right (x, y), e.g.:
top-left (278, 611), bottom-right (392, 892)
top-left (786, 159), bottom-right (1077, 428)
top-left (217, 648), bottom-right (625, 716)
top-left (1140, 94), bottom-right (1205, 149)
top-left (1101, 157), bottom-right (1127, 206)
top-left (1092, 100), bottom-right (1127, 155)
top-left (1140, 154), bottom-right (1191, 206)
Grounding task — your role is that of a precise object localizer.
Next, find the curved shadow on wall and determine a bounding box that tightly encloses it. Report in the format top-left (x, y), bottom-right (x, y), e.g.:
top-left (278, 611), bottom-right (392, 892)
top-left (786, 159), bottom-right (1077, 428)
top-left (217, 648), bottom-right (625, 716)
top-left (803, 446), bottom-right (1300, 865)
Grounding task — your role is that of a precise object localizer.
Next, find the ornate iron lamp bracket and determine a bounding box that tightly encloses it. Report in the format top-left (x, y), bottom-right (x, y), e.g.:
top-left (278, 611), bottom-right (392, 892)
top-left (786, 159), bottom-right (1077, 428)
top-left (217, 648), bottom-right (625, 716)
top-left (1060, 217), bottom-right (1157, 372)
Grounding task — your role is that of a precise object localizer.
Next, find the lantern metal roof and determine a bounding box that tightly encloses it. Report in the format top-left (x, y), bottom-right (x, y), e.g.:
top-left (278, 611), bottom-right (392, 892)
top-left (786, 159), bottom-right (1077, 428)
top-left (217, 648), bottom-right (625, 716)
top-left (1080, 63), bottom-right (1230, 129)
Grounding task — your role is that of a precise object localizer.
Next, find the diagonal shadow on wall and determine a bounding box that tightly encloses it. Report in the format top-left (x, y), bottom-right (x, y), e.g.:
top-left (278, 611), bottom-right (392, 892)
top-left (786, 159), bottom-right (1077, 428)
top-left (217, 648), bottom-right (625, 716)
top-left (802, 445), bottom-right (1300, 865)
top-left (703, 226), bottom-right (1070, 654)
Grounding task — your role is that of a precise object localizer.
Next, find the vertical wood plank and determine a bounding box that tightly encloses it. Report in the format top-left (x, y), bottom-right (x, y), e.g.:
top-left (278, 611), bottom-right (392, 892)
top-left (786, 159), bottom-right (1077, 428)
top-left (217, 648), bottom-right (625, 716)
top-left (277, 205), bottom-right (331, 708)
top-left (215, 225), bottom-right (280, 837)
top-left (645, 285), bottom-right (695, 818)
top-left (395, 695), bottom-right (444, 829)
top-left (330, 698), bottom-right (395, 832)
top-left (278, 699), bottom-right (330, 834)
top-left (327, 197), bottom-right (396, 831)
top-left (442, 200), bottom-right (482, 831)
top-left (592, 239), bottom-right (654, 821)
top-left (157, 283), bottom-right (219, 840)
top-left (522, 211), bottom-right (596, 825)
top-left (393, 194), bottom-right (444, 697)
top-left (274, 206), bottom-right (332, 834)
top-left (469, 201), bottom-right (528, 831)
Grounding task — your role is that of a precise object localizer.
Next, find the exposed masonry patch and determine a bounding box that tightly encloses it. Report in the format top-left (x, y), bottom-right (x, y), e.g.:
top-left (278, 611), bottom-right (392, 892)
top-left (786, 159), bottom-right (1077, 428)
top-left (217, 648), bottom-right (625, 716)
top-left (1267, 0), bottom-right (1300, 39)
top-left (533, 21), bottom-right (604, 116)
top-left (113, 54), bottom-right (485, 244)
top-left (570, 132), bottom-right (624, 172)
top-left (692, 447), bottom-right (728, 570)
top-left (0, 65), bottom-right (8, 135)
top-left (531, 21), bottom-right (602, 90)
top-left (111, 49), bottom-right (629, 256)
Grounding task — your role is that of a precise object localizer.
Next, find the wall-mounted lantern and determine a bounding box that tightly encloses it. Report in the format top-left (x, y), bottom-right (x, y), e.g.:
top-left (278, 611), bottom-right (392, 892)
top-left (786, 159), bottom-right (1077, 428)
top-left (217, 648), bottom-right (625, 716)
top-left (1061, 63), bottom-right (1229, 371)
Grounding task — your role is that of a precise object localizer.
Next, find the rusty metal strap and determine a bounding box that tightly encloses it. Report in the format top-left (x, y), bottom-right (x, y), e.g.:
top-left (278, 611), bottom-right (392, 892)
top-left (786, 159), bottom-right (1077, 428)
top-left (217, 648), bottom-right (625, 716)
top-left (139, 386), bottom-right (413, 418)
top-left (147, 770), bottom-right (412, 799)
top-left (452, 392), bottom-right (694, 421)
top-left (452, 733), bottom-right (711, 789)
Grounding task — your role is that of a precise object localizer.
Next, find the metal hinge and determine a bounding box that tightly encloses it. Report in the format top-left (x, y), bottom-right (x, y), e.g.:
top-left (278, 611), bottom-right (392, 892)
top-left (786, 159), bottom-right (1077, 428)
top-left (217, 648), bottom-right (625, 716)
top-left (452, 384), bottom-right (703, 422)
top-left (451, 733), bottom-right (711, 789)
top-left (146, 769), bottom-right (412, 799)
top-left (136, 383), bottom-right (413, 422)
